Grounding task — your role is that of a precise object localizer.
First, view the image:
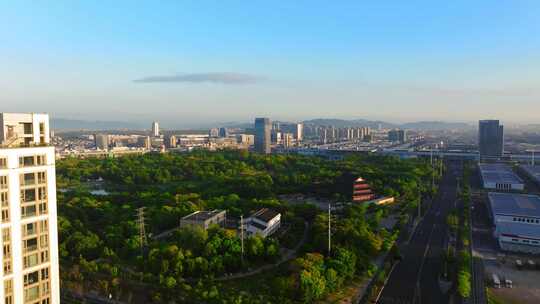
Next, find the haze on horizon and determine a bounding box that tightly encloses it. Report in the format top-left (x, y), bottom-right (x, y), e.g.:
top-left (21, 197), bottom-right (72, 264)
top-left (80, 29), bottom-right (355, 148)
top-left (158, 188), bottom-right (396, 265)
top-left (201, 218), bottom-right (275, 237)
top-left (2, 1), bottom-right (539, 126)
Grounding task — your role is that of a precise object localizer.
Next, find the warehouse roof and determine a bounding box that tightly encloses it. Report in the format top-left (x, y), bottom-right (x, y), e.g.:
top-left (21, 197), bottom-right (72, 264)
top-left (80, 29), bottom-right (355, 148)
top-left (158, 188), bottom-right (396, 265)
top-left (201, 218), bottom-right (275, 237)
top-left (479, 163), bottom-right (523, 185)
top-left (488, 192), bottom-right (540, 218)
top-left (181, 210), bottom-right (226, 221)
top-left (498, 221), bottom-right (540, 241)
top-left (520, 165), bottom-right (540, 184)
top-left (251, 208), bottom-right (280, 223)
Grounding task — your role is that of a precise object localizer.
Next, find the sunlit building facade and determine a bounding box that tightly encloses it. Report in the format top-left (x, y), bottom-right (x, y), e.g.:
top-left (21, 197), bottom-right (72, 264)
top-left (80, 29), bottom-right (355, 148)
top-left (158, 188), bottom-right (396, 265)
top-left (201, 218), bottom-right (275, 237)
top-left (0, 113), bottom-right (60, 304)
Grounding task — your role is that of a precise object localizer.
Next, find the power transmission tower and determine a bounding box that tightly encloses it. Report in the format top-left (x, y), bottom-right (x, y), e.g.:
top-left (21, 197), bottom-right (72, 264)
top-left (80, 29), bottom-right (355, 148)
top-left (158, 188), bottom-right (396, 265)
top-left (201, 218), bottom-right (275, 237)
top-left (135, 207), bottom-right (147, 255)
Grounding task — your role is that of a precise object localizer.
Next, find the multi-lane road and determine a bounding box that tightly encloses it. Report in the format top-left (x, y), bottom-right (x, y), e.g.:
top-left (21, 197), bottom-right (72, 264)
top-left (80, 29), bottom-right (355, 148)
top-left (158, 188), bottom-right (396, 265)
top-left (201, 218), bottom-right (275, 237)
top-left (377, 160), bottom-right (461, 304)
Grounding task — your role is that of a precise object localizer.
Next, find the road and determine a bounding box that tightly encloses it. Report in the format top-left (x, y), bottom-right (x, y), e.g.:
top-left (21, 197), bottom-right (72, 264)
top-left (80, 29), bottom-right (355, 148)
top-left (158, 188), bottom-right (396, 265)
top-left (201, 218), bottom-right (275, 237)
top-left (378, 160), bottom-right (461, 304)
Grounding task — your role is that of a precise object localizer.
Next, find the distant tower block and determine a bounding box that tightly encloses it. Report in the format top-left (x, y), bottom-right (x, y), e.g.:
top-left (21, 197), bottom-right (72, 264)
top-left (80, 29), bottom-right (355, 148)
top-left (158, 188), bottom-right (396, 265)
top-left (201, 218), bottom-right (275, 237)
top-left (152, 121), bottom-right (160, 137)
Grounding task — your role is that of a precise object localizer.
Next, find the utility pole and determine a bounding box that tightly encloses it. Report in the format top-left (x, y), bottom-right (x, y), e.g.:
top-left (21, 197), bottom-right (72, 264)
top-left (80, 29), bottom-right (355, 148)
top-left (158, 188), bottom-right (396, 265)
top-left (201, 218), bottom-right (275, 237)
top-left (431, 145), bottom-right (435, 195)
top-left (135, 207), bottom-right (147, 255)
top-left (240, 215), bottom-right (244, 264)
top-left (328, 203), bottom-right (331, 255)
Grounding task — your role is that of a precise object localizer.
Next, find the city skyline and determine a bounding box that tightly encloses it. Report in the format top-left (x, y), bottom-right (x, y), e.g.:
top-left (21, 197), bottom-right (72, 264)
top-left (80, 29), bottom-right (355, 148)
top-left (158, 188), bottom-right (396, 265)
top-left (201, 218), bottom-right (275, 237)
top-left (2, 1), bottom-right (540, 124)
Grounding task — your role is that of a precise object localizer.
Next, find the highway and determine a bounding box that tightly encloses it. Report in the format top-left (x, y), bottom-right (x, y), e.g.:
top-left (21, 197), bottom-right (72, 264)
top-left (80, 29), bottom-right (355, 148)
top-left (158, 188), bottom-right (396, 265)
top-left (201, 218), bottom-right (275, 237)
top-left (377, 160), bottom-right (461, 304)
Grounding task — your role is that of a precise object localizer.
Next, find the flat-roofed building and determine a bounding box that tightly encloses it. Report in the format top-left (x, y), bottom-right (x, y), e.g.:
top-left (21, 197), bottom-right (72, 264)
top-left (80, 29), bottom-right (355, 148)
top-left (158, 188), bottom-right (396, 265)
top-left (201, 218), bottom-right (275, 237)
top-left (519, 165), bottom-right (540, 187)
top-left (180, 210), bottom-right (226, 230)
top-left (0, 113), bottom-right (60, 304)
top-left (488, 192), bottom-right (540, 254)
top-left (479, 163), bottom-right (524, 191)
top-left (236, 134), bottom-right (254, 146)
top-left (243, 208), bottom-right (281, 238)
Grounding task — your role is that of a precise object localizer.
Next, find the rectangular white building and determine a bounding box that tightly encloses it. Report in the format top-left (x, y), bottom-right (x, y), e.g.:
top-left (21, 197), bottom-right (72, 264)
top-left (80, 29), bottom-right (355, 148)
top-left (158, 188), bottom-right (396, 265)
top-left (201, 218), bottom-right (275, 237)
top-left (243, 208), bottom-right (281, 238)
top-left (488, 192), bottom-right (540, 254)
top-left (0, 113), bottom-right (60, 304)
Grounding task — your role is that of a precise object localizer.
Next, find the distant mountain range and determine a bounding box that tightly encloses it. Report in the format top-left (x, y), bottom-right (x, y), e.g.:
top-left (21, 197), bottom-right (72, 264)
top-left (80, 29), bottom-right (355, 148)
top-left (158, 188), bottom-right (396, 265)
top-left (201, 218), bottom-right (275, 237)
top-left (302, 119), bottom-right (472, 130)
top-left (51, 117), bottom-right (473, 131)
top-left (52, 119), bottom-right (146, 131)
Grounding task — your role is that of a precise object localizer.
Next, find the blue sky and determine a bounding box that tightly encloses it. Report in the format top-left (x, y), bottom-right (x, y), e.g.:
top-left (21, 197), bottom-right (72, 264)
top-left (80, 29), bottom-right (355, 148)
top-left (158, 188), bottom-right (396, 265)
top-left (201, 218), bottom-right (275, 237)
top-left (1, 1), bottom-right (539, 127)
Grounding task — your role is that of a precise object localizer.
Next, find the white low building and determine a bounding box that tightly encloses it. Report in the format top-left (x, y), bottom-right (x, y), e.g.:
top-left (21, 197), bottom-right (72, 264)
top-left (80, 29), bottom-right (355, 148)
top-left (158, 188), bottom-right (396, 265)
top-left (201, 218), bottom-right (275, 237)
top-left (479, 163), bottom-right (524, 191)
top-left (488, 192), bottom-right (540, 254)
top-left (243, 208), bottom-right (281, 238)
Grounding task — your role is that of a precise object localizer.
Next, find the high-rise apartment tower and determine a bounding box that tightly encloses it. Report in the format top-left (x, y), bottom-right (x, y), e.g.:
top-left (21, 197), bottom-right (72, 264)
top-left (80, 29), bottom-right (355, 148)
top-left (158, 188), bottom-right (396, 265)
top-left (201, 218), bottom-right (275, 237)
top-left (0, 113), bottom-right (60, 304)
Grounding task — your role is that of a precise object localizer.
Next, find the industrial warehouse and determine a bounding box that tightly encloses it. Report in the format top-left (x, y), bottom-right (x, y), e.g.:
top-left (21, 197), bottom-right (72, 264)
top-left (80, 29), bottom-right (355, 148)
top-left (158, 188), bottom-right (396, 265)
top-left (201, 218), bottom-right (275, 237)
top-left (479, 163), bottom-right (525, 191)
top-left (519, 165), bottom-right (540, 188)
top-left (488, 192), bottom-right (540, 254)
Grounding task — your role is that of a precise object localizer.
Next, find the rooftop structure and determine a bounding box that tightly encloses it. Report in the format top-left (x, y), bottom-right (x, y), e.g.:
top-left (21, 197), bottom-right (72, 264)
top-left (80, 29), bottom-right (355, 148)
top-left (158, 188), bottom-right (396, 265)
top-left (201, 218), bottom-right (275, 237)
top-left (488, 192), bottom-right (540, 254)
top-left (180, 210), bottom-right (226, 230)
top-left (479, 163), bottom-right (524, 191)
top-left (0, 113), bottom-right (50, 147)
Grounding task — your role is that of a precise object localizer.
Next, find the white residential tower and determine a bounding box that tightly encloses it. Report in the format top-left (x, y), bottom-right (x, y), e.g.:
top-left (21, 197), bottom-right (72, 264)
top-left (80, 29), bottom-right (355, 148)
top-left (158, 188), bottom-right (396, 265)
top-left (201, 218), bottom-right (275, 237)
top-left (0, 113), bottom-right (60, 304)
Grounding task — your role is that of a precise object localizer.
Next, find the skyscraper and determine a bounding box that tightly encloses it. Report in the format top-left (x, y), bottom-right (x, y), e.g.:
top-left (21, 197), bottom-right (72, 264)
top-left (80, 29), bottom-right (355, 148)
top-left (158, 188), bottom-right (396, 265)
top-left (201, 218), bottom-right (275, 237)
top-left (254, 118), bottom-right (271, 154)
top-left (94, 134), bottom-right (109, 150)
top-left (152, 121), bottom-right (160, 137)
top-left (479, 120), bottom-right (504, 159)
top-left (218, 128), bottom-right (229, 138)
top-left (0, 113), bottom-right (60, 304)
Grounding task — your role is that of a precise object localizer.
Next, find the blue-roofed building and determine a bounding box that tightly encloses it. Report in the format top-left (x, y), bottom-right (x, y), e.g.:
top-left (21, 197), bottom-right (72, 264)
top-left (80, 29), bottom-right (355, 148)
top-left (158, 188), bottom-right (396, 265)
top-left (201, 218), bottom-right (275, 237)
top-left (479, 163), bottom-right (524, 191)
top-left (488, 192), bottom-right (540, 254)
top-left (519, 165), bottom-right (540, 188)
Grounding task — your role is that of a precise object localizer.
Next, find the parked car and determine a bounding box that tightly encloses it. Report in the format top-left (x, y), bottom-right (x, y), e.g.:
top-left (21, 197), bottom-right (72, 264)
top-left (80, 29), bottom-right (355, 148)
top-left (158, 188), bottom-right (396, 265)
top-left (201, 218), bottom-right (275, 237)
top-left (516, 259), bottom-right (523, 270)
top-left (492, 274), bottom-right (501, 288)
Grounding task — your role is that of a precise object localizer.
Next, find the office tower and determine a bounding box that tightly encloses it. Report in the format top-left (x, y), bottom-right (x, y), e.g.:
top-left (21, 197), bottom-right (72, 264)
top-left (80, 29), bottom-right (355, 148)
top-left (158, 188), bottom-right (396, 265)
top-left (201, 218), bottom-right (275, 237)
top-left (218, 128), bottom-right (229, 138)
top-left (151, 121), bottom-right (159, 137)
top-left (388, 129), bottom-right (407, 143)
top-left (209, 128), bottom-right (219, 138)
top-left (479, 120), bottom-right (504, 158)
top-left (168, 135), bottom-right (177, 148)
top-left (254, 118), bottom-right (271, 154)
top-left (94, 134), bottom-right (109, 150)
top-left (0, 113), bottom-right (60, 304)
